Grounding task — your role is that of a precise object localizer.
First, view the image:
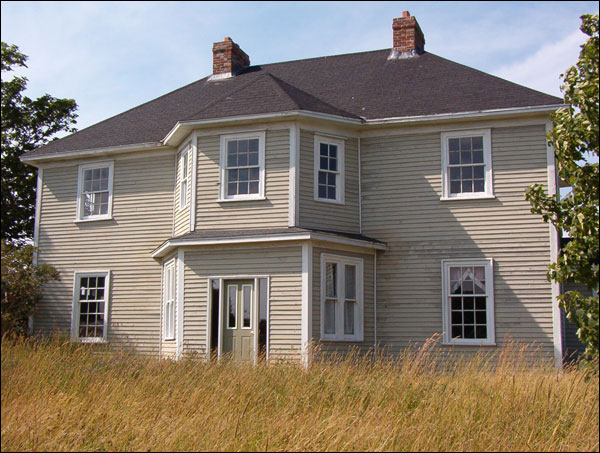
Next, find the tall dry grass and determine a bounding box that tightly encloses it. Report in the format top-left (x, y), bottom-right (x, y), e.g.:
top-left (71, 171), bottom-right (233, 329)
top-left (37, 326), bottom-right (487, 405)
top-left (1, 335), bottom-right (598, 452)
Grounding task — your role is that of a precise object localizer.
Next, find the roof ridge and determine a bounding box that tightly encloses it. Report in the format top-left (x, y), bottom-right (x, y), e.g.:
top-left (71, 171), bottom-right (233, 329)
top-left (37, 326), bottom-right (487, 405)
top-left (183, 72), bottom-right (288, 120)
top-left (258, 47), bottom-right (391, 70)
top-left (266, 74), bottom-right (362, 119)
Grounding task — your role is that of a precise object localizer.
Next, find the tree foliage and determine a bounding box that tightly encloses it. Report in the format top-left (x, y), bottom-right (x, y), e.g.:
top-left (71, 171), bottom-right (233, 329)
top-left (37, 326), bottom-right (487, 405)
top-left (526, 14), bottom-right (599, 361)
top-left (1, 42), bottom-right (78, 241)
top-left (1, 241), bottom-right (59, 335)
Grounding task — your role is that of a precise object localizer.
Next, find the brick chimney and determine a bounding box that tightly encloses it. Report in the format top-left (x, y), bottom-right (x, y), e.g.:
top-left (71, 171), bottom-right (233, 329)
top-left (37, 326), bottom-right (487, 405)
top-left (389, 11), bottom-right (425, 59)
top-left (210, 37), bottom-right (250, 80)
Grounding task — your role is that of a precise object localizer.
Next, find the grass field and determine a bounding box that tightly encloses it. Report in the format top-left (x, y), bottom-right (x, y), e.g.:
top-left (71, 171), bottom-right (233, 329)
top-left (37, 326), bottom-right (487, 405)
top-left (1, 336), bottom-right (598, 452)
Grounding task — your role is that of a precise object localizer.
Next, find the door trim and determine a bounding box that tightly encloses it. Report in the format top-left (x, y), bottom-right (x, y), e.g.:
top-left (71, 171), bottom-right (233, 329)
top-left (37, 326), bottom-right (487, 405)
top-left (206, 275), bottom-right (271, 363)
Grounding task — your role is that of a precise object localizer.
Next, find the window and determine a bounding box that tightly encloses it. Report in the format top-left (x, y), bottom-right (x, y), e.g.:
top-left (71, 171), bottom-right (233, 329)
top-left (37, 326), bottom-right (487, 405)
top-left (441, 259), bottom-right (495, 345)
top-left (178, 148), bottom-right (189, 210)
top-left (441, 129), bottom-right (493, 200)
top-left (314, 135), bottom-right (345, 204)
top-left (163, 260), bottom-right (175, 340)
top-left (76, 161), bottom-right (114, 221)
top-left (320, 254), bottom-right (363, 341)
top-left (219, 132), bottom-right (265, 201)
top-left (72, 271), bottom-right (110, 342)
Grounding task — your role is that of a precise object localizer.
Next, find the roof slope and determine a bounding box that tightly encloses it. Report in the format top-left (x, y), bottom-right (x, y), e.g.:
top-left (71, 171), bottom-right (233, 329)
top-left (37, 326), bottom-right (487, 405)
top-left (25, 49), bottom-right (562, 158)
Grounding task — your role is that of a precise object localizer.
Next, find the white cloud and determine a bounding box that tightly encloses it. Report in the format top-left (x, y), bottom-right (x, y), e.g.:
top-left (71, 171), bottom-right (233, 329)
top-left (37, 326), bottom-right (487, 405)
top-left (491, 29), bottom-right (588, 97)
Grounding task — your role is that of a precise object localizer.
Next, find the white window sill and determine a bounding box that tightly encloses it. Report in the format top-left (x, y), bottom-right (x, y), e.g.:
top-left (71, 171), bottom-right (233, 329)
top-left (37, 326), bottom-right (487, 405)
top-left (314, 197), bottom-right (345, 206)
top-left (74, 216), bottom-right (113, 223)
top-left (79, 338), bottom-right (108, 344)
top-left (216, 196), bottom-right (266, 203)
top-left (442, 340), bottom-right (496, 346)
top-left (440, 195), bottom-right (496, 202)
top-left (320, 336), bottom-right (364, 342)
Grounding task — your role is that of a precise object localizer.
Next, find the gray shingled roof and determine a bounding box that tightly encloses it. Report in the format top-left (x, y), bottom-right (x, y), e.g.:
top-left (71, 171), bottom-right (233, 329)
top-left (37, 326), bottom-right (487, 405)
top-left (24, 49), bottom-right (562, 159)
top-left (152, 227), bottom-right (386, 257)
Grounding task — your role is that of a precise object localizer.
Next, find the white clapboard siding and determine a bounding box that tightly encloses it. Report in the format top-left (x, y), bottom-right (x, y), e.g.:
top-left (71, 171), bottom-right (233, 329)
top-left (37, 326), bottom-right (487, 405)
top-left (35, 152), bottom-right (175, 355)
top-left (298, 129), bottom-right (360, 233)
top-left (184, 243), bottom-right (302, 360)
top-left (361, 123), bottom-right (555, 360)
top-left (195, 129), bottom-right (290, 229)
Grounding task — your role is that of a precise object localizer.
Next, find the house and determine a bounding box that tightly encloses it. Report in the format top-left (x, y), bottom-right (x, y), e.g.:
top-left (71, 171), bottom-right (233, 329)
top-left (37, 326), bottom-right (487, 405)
top-left (22, 11), bottom-right (573, 366)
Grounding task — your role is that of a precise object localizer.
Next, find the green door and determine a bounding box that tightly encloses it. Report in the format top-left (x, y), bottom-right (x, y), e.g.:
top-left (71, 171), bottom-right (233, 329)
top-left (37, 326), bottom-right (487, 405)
top-left (222, 280), bottom-right (255, 361)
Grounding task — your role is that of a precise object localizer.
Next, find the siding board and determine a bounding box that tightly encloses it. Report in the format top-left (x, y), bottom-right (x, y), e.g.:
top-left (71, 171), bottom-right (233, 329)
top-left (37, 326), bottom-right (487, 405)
top-left (195, 129), bottom-right (290, 229)
top-left (361, 124), bottom-right (555, 360)
top-left (184, 243), bottom-right (302, 360)
top-left (311, 247), bottom-right (375, 355)
top-left (298, 130), bottom-right (360, 233)
top-left (35, 153), bottom-right (175, 355)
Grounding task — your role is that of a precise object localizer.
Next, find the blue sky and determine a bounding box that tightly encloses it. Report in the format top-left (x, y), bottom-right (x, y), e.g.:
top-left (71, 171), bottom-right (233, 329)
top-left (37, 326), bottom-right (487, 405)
top-left (1, 1), bottom-right (598, 132)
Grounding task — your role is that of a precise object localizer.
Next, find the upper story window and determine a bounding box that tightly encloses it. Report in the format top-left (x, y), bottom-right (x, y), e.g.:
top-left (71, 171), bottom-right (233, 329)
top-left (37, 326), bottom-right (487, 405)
top-left (314, 135), bottom-right (345, 204)
top-left (178, 147), bottom-right (189, 210)
top-left (76, 161), bottom-right (114, 221)
top-left (441, 258), bottom-right (495, 345)
top-left (219, 131), bottom-right (265, 201)
top-left (441, 129), bottom-right (493, 200)
top-left (321, 253), bottom-right (363, 342)
top-left (71, 271), bottom-right (110, 343)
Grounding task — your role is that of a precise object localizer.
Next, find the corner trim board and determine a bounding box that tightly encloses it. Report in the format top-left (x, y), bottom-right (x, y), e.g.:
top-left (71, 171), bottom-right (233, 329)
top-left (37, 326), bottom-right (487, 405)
top-left (546, 121), bottom-right (563, 368)
top-left (301, 242), bottom-right (313, 366)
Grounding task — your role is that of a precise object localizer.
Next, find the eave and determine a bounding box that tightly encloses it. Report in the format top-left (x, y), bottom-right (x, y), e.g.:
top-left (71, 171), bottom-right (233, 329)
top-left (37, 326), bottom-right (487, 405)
top-left (152, 230), bottom-right (387, 259)
top-left (19, 104), bottom-right (566, 165)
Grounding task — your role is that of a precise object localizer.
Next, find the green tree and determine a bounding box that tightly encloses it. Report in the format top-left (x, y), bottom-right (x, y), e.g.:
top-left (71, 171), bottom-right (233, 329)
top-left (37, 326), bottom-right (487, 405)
top-left (526, 14), bottom-right (599, 361)
top-left (1, 42), bottom-right (78, 241)
top-left (1, 240), bottom-right (59, 335)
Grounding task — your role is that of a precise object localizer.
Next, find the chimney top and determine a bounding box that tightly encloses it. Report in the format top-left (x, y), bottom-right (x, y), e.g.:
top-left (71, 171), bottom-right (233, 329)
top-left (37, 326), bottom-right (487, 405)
top-left (389, 11), bottom-right (425, 59)
top-left (210, 37), bottom-right (250, 80)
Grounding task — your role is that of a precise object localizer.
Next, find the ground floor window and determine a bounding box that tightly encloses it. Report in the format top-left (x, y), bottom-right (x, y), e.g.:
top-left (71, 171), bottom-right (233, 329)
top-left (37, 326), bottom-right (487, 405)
top-left (72, 271), bottom-right (110, 342)
top-left (441, 259), bottom-right (495, 345)
top-left (320, 254), bottom-right (364, 341)
top-left (163, 260), bottom-right (176, 340)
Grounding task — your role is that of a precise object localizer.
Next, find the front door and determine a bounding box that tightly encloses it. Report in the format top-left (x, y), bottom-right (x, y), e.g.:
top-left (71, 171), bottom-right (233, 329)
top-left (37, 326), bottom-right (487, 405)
top-left (222, 280), bottom-right (254, 361)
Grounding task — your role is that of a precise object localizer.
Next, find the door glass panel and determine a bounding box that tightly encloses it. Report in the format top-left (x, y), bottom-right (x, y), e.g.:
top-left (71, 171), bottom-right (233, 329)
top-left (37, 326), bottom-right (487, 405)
top-left (242, 285), bottom-right (251, 328)
top-left (227, 285), bottom-right (237, 329)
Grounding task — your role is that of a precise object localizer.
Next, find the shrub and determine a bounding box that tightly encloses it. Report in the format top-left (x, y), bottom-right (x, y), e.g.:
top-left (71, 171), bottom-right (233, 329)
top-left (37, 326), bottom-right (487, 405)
top-left (1, 241), bottom-right (58, 335)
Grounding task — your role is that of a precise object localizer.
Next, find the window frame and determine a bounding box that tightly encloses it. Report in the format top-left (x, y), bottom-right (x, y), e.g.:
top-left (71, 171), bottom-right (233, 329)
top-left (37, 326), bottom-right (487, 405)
top-left (441, 258), bottom-right (495, 346)
top-left (178, 145), bottom-right (190, 211)
top-left (320, 253), bottom-right (363, 342)
top-left (314, 135), bottom-right (345, 205)
top-left (440, 129), bottom-right (494, 200)
top-left (75, 161), bottom-right (114, 221)
top-left (71, 270), bottom-right (111, 343)
top-left (163, 259), bottom-right (176, 341)
top-left (218, 131), bottom-right (266, 202)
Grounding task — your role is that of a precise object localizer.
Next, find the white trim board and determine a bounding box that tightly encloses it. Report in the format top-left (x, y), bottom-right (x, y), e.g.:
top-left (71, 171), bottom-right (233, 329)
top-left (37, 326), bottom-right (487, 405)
top-left (301, 242), bottom-right (313, 367)
top-left (546, 121), bottom-right (563, 368)
top-left (152, 232), bottom-right (387, 258)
